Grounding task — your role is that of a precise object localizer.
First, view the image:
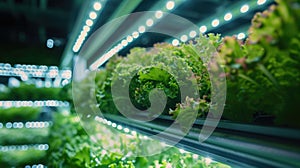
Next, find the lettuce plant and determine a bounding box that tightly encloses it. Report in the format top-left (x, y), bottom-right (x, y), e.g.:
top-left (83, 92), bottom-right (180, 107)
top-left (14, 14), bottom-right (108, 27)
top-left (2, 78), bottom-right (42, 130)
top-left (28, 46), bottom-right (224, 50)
top-left (219, 0), bottom-right (300, 127)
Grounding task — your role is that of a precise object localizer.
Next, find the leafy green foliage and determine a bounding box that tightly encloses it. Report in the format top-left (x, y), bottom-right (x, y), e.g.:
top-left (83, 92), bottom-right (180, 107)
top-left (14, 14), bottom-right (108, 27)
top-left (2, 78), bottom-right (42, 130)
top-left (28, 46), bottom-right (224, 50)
top-left (149, 153), bottom-right (230, 168)
top-left (0, 83), bottom-right (62, 100)
top-left (71, 1), bottom-right (300, 135)
top-left (48, 113), bottom-right (144, 167)
top-left (59, 83), bottom-right (73, 102)
top-left (48, 113), bottom-right (231, 167)
top-left (219, 0), bottom-right (300, 127)
top-left (170, 97), bottom-right (209, 133)
top-left (94, 0), bottom-right (300, 128)
top-left (96, 35), bottom-right (222, 121)
top-left (0, 128), bottom-right (49, 145)
top-left (0, 149), bottom-right (47, 167)
top-left (96, 56), bottom-right (123, 115)
top-left (0, 107), bottom-right (41, 122)
top-left (108, 161), bottom-right (135, 168)
top-left (47, 113), bottom-right (88, 167)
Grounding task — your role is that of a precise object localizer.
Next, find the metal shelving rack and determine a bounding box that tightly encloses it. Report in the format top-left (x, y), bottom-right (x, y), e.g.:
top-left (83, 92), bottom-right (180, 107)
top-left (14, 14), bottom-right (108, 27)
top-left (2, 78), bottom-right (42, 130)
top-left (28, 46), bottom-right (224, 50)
top-left (0, 63), bottom-right (71, 168)
top-left (100, 114), bottom-right (300, 168)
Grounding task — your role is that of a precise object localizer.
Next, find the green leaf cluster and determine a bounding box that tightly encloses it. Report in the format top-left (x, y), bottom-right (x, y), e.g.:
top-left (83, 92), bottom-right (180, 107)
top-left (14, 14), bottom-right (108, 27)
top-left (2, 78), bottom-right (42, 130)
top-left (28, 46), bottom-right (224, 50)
top-left (48, 113), bottom-right (231, 167)
top-left (0, 128), bottom-right (49, 145)
top-left (219, 0), bottom-right (300, 127)
top-left (96, 35), bottom-right (222, 121)
top-left (96, 56), bottom-right (123, 115)
top-left (0, 83), bottom-right (62, 100)
top-left (74, 0), bottom-right (300, 129)
top-left (0, 107), bottom-right (41, 122)
top-left (0, 149), bottom-right (47, 167)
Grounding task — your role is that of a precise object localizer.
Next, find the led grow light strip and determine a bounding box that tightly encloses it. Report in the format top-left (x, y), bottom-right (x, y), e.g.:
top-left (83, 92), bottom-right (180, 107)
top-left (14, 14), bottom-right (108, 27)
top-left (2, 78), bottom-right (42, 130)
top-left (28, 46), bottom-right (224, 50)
top-left (95, 116), bottom-right (150, 141)
top-left (97, 116), bottom-right (178, 144)
top-left (24, 164), bottom-right (47, 168)
top-left (0, 121), bottom-right (52, 129)
top-left (0, 144), bottom-right (49, 152)
top-left (72, 1), bottom-right (107, 53)
top-left (172, 31), bottom-right (248, 47)
top-left (169, 0), bottom-right (272, 45)
top-left (237, 32), bottom-right (247, 40)
top-left (95, 116), bottom-right (133, 135)
top-left (0, 101), bottom-right (69, 108)
top-left (0, 63), bottom-right (72, 79)
top-left (89, 0), bottom-right (184, 70)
